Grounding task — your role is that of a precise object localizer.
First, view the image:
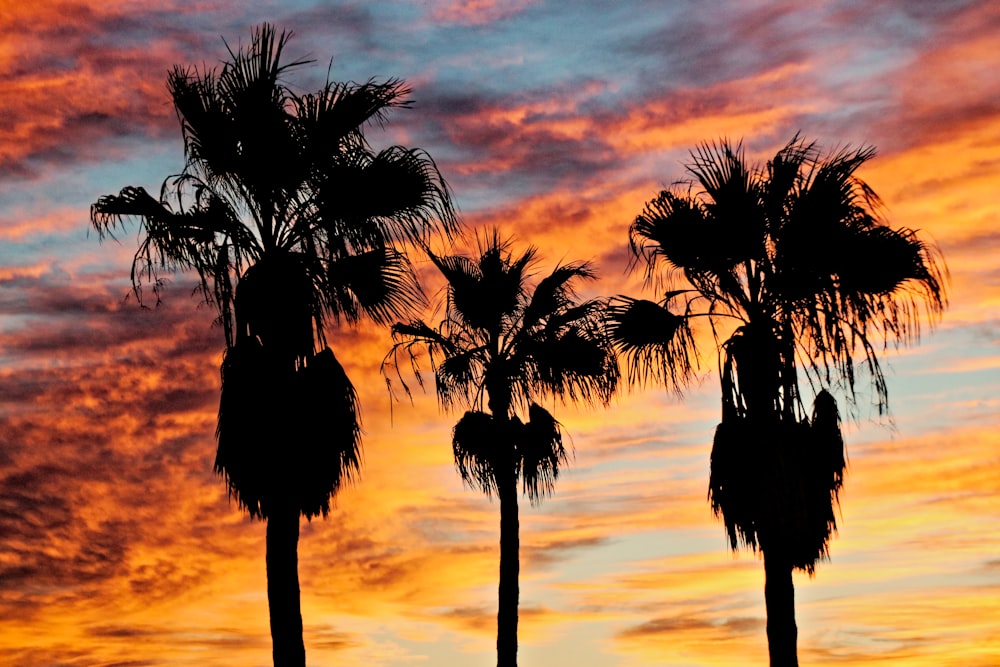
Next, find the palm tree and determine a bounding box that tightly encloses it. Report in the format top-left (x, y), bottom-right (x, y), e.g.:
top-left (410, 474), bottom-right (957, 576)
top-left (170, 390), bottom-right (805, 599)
top-left (91, 24), bottom-right (457, 667)
top-left (608, 136), bottom-right (946, 666)
top-left (386, 231), bottom-right (619, 667)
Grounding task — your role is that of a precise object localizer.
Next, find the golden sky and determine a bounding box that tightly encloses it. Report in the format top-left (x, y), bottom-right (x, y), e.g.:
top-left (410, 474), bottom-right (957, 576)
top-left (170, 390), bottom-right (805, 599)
top-left (0, 1), bottom-right (998, 665)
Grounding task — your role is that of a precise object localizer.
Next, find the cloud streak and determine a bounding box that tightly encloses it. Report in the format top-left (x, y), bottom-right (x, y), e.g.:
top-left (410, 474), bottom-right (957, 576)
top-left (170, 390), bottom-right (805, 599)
top-left (0, 1), bottom-right (997, 666)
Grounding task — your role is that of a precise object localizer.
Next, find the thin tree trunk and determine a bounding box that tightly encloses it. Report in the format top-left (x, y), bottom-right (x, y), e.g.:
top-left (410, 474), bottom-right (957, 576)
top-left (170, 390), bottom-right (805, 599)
top-left (496, 470), bottom-right (520, 667)
top-left (267, 503), bottom-right (306, 667)
top-left (763, 549), bottom-right (798, 667)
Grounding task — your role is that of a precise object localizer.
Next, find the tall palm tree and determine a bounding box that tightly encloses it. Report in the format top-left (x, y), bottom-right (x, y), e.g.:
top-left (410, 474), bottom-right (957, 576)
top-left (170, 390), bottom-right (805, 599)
top-left (91, 24), bottom-right (457, 667)
top-left (608, 136), bottom-right (946, 666)
top-left (386, 231), bottom-right (619, 667)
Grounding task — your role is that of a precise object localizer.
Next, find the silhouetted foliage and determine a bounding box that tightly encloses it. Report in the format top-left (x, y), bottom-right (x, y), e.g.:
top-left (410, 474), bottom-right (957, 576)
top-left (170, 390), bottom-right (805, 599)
top-left (91, 23), bottom-right (456, 667)
top-left (611, 135), bottom-right (946, 667)
top-left (386, 230), bottom-right (618, 667)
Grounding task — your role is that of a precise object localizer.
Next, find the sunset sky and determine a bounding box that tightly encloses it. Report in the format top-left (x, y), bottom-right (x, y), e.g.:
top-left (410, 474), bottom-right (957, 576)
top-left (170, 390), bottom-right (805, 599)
top-left (1, 1), bottom-right (998, 666)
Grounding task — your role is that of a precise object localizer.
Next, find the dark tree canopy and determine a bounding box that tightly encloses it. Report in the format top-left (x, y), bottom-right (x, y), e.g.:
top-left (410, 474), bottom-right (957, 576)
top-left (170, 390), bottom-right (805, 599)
top-left (611, 135), bottom-right (946, 666)
top-left (91, 22), bottom-right (459, 667)
top-left (92, 24), bottom-right (458, 520)
top-left (386, 231), bottom-right (619, 667)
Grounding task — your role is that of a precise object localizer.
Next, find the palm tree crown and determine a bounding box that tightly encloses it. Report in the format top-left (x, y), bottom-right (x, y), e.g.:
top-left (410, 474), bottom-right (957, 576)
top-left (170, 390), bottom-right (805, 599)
top-left (387, 231), bottom-right (619, 666)
top-left (389, 231), bottom-right (619, 495)
top-left (610, 135), bottom-right (946, 666)
top-left (91, 24), bottom-right (457, 667)
top-left (91, 24), bottom-right (458, 519)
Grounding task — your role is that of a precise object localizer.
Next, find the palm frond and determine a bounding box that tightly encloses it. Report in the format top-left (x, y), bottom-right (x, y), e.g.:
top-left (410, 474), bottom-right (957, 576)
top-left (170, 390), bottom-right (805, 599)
top-left (435, 347), bottom-right (485, 409)
top-left (765, 134), bottom-right (817, 217)
top-left (630, 190), bottom-right (711, 277)
top-left (218, 23), bottom-right (311, 107)
top-left (518, 309), bottom-right (619, 404)
top-left (326, 247), bottom-right (423, 325)
top-left (391, 320), bottom-right (451, 345)
top-left (452, 410), bottom-right (502, 497)
top-left (314, 145), bottom-right (458, 248)
top-left (91, 185), bottom-right (243, 314)
top-left (837, 225), bottom-right (942, 298)
top-left (215, 343), bottom-right (362, 520)
top-left (169, 64), bottom-right (237, 182)
top-left (520, 261), bottom-right (595, 333)
top-left (606, 296), bottom-right (695, 391)
top-left (429, 235), bottom-right (534, 333)
top-left (171, 25), bottom-right (310, 242)
top-left (296, 77), bottom-right (412, 157)
top-left (708, 416), bottom-right (760, 552)
top-left (517, 404), bottom-right (567, 504)
top-left (384, 319), bottom-right (448, 401)
top-left (688, 138), bottom-right (765, 266)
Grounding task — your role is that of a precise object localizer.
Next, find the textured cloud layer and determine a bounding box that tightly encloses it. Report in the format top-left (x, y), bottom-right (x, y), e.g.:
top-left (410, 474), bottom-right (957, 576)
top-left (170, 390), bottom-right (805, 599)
top-left (1, 1), bottom-right (998, 666)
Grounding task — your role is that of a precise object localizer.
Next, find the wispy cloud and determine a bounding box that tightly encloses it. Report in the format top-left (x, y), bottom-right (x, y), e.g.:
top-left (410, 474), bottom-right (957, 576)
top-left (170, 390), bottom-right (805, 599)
top-left (0, 1), bottom-right (997, 665)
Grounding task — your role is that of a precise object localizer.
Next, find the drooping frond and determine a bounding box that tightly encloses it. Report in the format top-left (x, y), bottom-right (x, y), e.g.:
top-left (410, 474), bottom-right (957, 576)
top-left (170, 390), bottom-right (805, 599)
top-left (452, 410), bottom-right (503, 497)
top-left (216, 343), bottom-right (361, 520)
top-left (808, 390), bottom-right (846, 506)
top-left (708, 390), bottom-right (849, 574)
top-left (292, 347), bottom-right (363, 519)
top-left (606, 295), bottom-right (695, 391)
top-left (708, 416), bottom-right (759, 552)
top-left (90, 185), bottom-right (252, 322)
top-left (517, 404), bottom-right (567, 504)
top-left (435, 347), bottom-right (487, 410)
top-left (216, 338), bottom-right (272, 519)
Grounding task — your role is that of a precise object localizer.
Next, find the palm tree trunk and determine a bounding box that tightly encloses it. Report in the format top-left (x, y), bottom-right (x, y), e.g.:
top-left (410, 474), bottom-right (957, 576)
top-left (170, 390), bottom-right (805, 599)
top-left (266, 502), bottom-right (306, 667)
top-left (763, 549), bottom-right (798, 667)
top-left (496, 470), bottom-right (520, 667)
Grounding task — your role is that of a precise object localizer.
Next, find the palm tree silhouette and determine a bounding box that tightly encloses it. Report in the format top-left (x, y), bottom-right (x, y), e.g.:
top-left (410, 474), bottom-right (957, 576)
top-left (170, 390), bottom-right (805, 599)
top-left (609, 136), bottom-right (946, 667)
top-left (91, 24), bottom-right (457, 667)
top-left (387, 231), bottom-right (618, 667)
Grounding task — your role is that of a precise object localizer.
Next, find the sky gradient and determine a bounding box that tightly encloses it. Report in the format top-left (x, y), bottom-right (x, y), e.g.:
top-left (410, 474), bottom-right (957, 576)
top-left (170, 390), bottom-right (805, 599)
top-left (1, 1), bottom-right (998, 665)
